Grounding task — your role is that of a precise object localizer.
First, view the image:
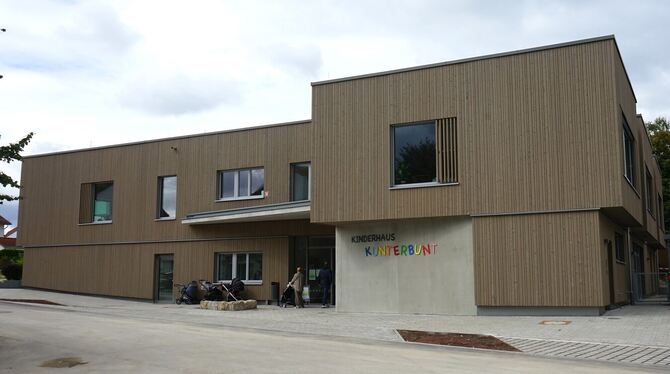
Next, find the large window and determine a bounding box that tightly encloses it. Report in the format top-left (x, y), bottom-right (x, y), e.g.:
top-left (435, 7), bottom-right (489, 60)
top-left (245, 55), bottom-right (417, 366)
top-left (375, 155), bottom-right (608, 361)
top-left (622, 117), bottom-right (636, 187)
top-left (157, 176), bottom-right (177, 219)
top-left (391, 118), bottom-right (458, 187)
top-left (645, 168), bottom-right (654, 216)
top-left (93, 182), bottom-right (113, 222)
top-left (216, 253), bottom-right (262, 284)
top-left (614, 232), bottom-right (625, 263)
top-left (291, 162), bottom-right (310, 201)
top-left (80, 181), bottom-right (114, 224)
top-left (392, 122), bottom-right (437, 186)
top-left (217, 167), bottom-right (264, 200)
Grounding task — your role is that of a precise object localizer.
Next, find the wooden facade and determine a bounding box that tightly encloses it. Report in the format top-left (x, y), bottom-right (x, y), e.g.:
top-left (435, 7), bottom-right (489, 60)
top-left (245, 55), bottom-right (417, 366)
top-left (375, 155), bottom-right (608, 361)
top-left (19, 36), bottom-right (665, 311)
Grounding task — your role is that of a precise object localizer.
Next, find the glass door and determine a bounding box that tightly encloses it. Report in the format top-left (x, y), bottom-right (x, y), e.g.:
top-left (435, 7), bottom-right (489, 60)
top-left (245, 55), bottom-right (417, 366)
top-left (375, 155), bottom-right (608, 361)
top-left (155, 254), bottom-right (174, 303)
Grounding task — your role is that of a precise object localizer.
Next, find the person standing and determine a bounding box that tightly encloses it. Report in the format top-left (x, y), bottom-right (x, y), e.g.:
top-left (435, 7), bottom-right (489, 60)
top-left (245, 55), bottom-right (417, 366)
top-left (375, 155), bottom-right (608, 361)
top-left (317, 261), bottom-right (333, 308)
top-left (288, 266), bottom-right (305, 308)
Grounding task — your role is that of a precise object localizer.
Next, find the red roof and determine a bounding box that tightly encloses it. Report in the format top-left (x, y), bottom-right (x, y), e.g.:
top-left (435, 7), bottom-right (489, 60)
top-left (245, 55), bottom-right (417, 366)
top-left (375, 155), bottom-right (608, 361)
top-left (0, 237), bottom-right (16, 248)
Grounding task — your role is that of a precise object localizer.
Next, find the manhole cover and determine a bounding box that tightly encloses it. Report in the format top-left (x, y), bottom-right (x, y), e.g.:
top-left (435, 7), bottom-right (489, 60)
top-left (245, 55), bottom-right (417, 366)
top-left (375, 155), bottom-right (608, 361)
top-left (539, 320), bottom-right (571, 325)
top-left (40, 357), bottom-right (87, 368)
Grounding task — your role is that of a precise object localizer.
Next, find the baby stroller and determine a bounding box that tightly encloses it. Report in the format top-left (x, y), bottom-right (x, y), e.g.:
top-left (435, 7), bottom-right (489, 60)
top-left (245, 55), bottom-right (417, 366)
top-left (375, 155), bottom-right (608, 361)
top-left (175, 280), bottom-right (200, 305)
top-left (222, 277), bottom-right (245, 301)
top-left (199, 279), bottom-right (225, 301)
top-left (280, 285), bottom-right (295, 308)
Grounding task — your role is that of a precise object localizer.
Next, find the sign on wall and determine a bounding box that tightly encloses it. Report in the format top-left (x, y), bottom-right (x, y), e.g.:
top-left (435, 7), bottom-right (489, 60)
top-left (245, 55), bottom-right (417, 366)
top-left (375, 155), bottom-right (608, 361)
top-left (352, 233), bottom-right (438, 257)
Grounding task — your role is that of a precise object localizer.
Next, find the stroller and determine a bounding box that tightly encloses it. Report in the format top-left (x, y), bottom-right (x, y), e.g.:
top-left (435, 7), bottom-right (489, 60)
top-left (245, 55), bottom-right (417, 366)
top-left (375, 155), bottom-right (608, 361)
top-left (199, 279), bottom-right (225, 301)
top-left (175, 280), bottom-right (200, 305)
top-left (280, 285), bottom-right (295, 308)
top-left (221, 277), bottom-right (245, 301)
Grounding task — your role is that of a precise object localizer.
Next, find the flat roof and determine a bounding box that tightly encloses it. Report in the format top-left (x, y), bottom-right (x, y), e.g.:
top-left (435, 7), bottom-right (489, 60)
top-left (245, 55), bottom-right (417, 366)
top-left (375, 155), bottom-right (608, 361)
top-left (182, 201), bottom-right (310, 225)
top-left (311, 35), bottom-right (637, 102)
top-left (23, 119), bottom-right (311, 159)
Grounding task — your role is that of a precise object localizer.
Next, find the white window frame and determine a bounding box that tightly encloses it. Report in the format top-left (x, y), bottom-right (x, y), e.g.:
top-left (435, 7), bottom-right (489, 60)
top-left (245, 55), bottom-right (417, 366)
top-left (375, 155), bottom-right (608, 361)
top-left (217, 167), bottom-right (264, 201)
top-left (216, 252), bottom-right (262, 285)
top-left (290, 162), bottom-right (311, 201)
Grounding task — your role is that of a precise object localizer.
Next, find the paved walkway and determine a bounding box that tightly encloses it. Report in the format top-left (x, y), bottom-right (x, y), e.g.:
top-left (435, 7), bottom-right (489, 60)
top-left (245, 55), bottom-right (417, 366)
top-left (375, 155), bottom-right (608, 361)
top-left (2, 289), bottom-right (669, 369)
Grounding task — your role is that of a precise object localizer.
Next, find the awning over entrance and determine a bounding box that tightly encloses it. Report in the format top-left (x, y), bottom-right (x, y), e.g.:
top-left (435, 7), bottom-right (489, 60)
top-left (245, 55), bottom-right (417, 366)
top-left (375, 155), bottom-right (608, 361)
top-left (182, 201), bottom-right (310, 225)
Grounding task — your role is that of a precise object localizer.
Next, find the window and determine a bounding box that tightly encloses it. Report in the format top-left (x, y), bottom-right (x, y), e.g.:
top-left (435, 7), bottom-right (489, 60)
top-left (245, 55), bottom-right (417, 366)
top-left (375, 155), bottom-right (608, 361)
top-left (614, 232), bottom-right (625, 263)
top-left (622, 116), bottom-right (635, 187)
top-left (391, 118), bottom-right (458, 187)
top-left (645, 168), bottom-right (654, 216)
top-left (79, 181), bottom-right (113, 223)
top-left (93, 182), bottom-right (113, 222)
top-left (659, 194), bottom-right (665, 231)
top-left (290, 162), bottom-right (310, 201)
top-left (157, 176), bottom-right (177, 219)
top-left (216, 253), bottom-right (262, 284)
top-left (217, 167), bottom-right (264, 200)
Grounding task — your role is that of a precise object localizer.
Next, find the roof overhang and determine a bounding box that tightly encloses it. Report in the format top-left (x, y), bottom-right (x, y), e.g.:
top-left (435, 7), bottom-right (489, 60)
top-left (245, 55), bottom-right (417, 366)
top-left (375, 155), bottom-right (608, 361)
top-left (182, 201), bottom-right (310, 225)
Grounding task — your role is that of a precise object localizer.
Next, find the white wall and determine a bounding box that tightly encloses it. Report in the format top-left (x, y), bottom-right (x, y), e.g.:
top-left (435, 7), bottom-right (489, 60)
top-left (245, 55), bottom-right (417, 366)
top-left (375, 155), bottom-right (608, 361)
top-left (335, 217), bottom-right (475, 315)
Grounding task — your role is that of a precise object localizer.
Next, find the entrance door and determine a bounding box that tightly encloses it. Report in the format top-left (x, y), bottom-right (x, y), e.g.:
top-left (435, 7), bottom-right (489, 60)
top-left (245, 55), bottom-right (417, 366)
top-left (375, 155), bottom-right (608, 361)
top-left (290, 236), bottom-right (335, 305)
top-left (307, 247), bottom-right (333, 305)
top-left (155, 254), bottom-right (174, 303)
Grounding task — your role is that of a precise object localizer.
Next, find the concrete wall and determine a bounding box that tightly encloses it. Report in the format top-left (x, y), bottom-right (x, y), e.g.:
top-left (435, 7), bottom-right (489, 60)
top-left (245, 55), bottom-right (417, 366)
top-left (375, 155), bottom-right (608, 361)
top-left (335, 217), bottom-right (475, 315)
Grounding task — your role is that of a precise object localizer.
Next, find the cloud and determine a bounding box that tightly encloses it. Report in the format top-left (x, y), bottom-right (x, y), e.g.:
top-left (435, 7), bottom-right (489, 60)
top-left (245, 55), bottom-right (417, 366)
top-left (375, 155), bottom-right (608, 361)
top-left (120, 74), bottom-right (242, 115)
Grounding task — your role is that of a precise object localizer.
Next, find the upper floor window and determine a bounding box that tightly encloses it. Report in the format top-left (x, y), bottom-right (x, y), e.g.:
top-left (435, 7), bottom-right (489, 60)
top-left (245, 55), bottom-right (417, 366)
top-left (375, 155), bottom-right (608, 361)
top-left (290, 162), bottom-right (310, 201)
top-left (157, 176), bottom-right (177, 219)
top-left (622, 116), bottom-right (636, 187)
top-left (79, 181), bottom-right (113, 224)
top-left (391, 118), bottom-right (458, 187)
top-left (659, 194), bottom-right (665, 231)
top-left (645, 168), bottom-right (654, 216)
top-left (218, 167), bottom-right (264, 201)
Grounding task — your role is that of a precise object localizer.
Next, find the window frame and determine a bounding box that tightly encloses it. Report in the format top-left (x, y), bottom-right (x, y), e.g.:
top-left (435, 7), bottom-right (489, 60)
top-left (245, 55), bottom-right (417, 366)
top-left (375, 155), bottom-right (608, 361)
top-left (622, 116), bottom-right (636, 188)
top-left (91, 181), bottom-right (113, 224)
top-left (390, 120), bottom-right (439, 188)
top-left (156, 175), bottom-right (177, 220)
top-left (659, 193), bottom-right (665, 231)
top-left (614, 232), bottom-right (625, 264)
top-left (645, 167), bottom-right (654, 217)
top-left (216, 167), bottom-right (265, 202)
top-left (290, 162), bottom-right (311, 201)
top-left (215, 252), bottom-right (262, 285)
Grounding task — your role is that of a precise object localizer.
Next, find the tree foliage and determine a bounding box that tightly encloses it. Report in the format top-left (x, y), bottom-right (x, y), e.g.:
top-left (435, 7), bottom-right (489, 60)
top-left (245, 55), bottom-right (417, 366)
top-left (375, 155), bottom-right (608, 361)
top-left (0, 132), bottom-right (34, 204)
top-left (646, 117), bottom-right (670, 230)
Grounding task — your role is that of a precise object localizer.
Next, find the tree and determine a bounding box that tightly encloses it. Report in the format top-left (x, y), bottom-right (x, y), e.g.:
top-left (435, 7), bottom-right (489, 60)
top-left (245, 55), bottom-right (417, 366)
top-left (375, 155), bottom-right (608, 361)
top-left (0, 132), bottom-right (34, 204)
top-left (646, 117), bottom-right (670, 230)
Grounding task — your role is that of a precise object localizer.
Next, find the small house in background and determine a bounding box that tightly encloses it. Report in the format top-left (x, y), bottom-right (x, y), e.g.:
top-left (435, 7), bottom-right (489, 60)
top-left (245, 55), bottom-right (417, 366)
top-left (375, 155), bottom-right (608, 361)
top-left (0, 215), bottom-right (18, 249)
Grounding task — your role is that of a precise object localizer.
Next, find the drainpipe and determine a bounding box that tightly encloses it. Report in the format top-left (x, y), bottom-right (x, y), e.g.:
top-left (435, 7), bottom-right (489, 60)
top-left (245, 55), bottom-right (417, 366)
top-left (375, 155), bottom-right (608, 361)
top-left (627, 227), bottom-right (635, 304)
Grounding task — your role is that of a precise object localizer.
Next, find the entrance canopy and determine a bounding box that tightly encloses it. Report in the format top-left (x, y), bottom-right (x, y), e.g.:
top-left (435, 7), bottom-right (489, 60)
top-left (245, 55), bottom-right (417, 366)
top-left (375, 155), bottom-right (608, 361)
top-left (182, 201), bottom-right (310, 225)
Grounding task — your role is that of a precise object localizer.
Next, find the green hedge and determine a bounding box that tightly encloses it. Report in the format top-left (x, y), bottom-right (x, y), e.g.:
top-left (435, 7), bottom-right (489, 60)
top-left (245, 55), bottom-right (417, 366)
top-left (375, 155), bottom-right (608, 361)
top-left (0, 248), bottom-right (24, 280)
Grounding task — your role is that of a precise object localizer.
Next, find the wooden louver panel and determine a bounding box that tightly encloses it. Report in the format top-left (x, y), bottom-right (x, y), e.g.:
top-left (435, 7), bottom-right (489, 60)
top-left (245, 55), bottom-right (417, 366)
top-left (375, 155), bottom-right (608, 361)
top-left (436, 117), bottom-right (458, 183)
top-left (78, 183), bottom-right (93, 224)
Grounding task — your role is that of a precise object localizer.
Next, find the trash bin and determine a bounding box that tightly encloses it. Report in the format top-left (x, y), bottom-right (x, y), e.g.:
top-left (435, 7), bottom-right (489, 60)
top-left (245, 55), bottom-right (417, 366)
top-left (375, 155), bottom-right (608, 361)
top-left (271, 282), bottom-right (280, 306)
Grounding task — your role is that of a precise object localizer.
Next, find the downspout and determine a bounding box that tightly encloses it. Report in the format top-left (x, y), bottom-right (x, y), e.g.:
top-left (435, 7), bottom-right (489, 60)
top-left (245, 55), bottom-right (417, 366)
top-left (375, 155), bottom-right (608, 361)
top-left (627, 227), bottom-right (635, 304)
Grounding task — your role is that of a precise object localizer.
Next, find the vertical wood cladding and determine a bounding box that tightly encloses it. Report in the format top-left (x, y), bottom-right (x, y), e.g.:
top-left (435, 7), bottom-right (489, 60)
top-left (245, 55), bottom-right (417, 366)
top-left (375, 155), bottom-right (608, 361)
top-left (311, 39), bottom-right (622, 224)
top-left (474, 211), bottom-right (604, 306)
top-left (18, 122), bottom-right (330, 247)
top-left (22, 238), bottom-right (290, 301)
top-left (436, 118), bottom-right (458, 183)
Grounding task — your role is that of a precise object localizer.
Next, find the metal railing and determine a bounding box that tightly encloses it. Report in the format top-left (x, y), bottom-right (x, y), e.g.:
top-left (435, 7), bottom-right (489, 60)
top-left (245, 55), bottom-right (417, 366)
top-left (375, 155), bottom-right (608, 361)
top-left (631, 272), bottom-right (670, 303)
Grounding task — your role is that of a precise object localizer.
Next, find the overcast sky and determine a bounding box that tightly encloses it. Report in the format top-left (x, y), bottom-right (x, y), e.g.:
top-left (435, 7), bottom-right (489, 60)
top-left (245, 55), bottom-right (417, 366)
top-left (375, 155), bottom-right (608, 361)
top-left (1, 0), bottom-right (669, 229)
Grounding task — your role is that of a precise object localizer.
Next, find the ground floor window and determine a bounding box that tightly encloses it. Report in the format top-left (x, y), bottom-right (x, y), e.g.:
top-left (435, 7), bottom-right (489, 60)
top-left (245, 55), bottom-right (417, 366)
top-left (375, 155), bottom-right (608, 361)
top-left (216, 252), bottom-right (262, 284)
top-left (614, 233), bottom-right (625, 263)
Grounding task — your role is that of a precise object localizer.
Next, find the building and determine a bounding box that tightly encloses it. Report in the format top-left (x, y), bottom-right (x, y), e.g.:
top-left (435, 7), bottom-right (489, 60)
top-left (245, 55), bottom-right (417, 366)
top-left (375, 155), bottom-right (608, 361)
top-left (0, 215), bottom-right (17, 249)
top-left (19, 35), bottom-right (666, 315)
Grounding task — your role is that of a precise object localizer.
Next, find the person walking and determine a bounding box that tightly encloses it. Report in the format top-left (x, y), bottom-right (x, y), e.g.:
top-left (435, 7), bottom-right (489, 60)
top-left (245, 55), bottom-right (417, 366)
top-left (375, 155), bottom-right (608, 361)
top-left (317, 261), bottom-right (333, 308)
top-left (288, 266), bottom-right (305, 308)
